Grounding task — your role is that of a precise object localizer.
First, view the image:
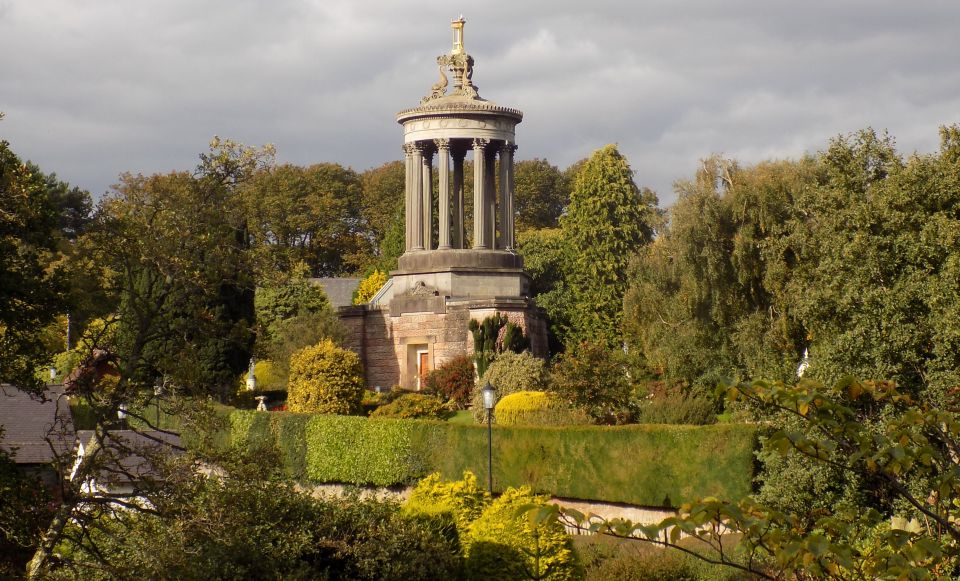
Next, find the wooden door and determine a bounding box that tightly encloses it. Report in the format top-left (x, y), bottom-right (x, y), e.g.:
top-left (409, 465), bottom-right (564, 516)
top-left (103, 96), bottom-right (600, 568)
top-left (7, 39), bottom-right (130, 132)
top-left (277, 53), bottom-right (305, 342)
top-left (418, 351), bottom-right (430, 390)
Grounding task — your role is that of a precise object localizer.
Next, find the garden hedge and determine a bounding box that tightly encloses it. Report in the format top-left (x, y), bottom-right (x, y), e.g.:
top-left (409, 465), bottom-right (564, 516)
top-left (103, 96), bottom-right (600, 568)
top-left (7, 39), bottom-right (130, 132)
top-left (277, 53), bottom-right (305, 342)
top-left (227, 410), bottom-right (759, 507)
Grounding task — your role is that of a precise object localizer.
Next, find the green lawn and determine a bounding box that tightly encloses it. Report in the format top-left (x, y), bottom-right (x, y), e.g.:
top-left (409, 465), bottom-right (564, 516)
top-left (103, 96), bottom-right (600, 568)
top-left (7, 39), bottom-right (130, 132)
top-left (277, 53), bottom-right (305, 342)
top-left (447, 410), bottom-right (475, 424)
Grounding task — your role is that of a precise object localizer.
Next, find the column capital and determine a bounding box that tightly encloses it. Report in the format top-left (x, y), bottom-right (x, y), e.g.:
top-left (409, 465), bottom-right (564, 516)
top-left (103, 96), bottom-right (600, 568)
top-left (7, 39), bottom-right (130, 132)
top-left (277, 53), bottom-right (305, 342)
top-left (433, 138), bottom-right (451, 151)
top-left (472, 137), bottom-right (490, 150)
top-left (402, 142), bottom-right (418, 156)
top-left (418, 141), bottom-right (436, 158)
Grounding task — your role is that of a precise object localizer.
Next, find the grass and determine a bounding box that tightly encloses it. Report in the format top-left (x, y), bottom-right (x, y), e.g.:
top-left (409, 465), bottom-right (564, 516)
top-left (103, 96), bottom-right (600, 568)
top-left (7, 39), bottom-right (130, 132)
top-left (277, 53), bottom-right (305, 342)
top-left (448, 410), bottom-right (475, 425)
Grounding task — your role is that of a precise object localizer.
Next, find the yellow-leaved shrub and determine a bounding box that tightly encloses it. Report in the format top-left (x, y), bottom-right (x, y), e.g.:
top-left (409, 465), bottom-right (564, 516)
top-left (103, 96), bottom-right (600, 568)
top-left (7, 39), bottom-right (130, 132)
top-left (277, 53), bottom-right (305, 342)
top-left (354, 269), bottom-right (388, 304)
top-left (253, 359), bottom-right (283, 390)
top-left (403, 471), bottom-right (491, 535)
top-left (464, 485), bottom-right (582, 580)
top-left (287, 339), bottom-right (364, 414)
top-left (495, 391), bottom-right (590, 426)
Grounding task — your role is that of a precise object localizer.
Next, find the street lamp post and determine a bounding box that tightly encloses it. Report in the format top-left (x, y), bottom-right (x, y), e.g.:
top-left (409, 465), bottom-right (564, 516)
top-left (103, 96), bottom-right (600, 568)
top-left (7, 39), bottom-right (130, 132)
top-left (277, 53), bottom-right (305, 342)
top-left (481, 381), bottom-right (497, 494)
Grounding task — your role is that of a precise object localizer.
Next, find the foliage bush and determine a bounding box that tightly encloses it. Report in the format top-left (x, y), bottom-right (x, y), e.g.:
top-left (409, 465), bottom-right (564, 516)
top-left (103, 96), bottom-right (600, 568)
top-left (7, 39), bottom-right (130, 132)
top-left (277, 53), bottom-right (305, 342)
top-left (403, 471), bottom-right (491, 538)
top-left (360, 388), bottom-right (402, 415)
top-left (52, 452), bottom-right (463, 580)
top-left (227, 410), bottom-right (757, 506)
top-left (633, 393), bottom-right (718, 425)
top-left (424, 354), bottom-right (475, 409)
top-left (575, 535), bottom-right (741, 581)
top-left (353, 269), bottom-right (388, 304)
top-left (370, 393), bottom-right (449, 420)
top-left (464, 485), bottom-right (582, 581)
top-left (473, 351), bottom-right (549, 423)
top-left (495, 391), bottom-right (591, 426)
top-left (287, 339), bottom-right (364, 414)
top-left (303, 414), bottom-right (432, 485)
top-left (253, 359), bottom-right (283, 391)
top-left (549, 341), bottom-right (634, 425)
top-left (469, 314), bottom-right (529, 378)
top-left (313, 494), bottom-right (464, 580)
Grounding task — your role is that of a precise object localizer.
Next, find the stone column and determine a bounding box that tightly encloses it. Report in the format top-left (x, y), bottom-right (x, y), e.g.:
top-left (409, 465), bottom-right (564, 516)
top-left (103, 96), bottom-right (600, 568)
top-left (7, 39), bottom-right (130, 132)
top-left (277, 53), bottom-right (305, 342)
top-left (402, 143), bottom-right (415, 252)
top-left (504, 143), bottom-right (517, 250)
top-left (435, 139), bottom-right (451, 250)
top-left (421, 146), bottom-right (434, 250)
top-left (412, 144), bottom-right (424, 251)
top-left (472, 138), bottom-right (489, 249)
top-left (451, 145), bottom-right (466, 249)
top-left (498, 143), bottom-right (510, 251)
top-left (485, 146), bottom-right (497, 249)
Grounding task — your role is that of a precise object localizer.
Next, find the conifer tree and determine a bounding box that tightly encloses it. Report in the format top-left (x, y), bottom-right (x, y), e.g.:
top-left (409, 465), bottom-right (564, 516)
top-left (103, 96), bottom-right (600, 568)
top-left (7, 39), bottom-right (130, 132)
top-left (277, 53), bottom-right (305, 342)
top-left (559, 144), bottom-right (659, 348)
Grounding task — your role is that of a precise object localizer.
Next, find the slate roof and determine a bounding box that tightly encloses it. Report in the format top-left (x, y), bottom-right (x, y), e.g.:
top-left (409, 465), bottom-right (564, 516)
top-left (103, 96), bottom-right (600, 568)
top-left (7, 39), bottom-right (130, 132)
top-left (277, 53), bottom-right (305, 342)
top-left (310, 277), bottom-right (362, 308)
top-left (75, 429), bottom-right (182, 484)
top-left (0, 383), bottom-right (75, 464)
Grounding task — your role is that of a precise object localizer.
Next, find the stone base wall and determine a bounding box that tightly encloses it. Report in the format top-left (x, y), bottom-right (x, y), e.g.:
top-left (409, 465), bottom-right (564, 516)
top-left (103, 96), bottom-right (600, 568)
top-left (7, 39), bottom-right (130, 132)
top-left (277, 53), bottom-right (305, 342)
top-left (339, 298), bottom-right (548, 390)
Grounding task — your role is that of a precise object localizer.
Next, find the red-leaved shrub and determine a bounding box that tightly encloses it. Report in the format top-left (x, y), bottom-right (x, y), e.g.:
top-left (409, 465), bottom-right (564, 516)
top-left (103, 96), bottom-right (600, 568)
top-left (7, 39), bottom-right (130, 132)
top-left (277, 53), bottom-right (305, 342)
top-left (424, 355), bottom-right (475, 409)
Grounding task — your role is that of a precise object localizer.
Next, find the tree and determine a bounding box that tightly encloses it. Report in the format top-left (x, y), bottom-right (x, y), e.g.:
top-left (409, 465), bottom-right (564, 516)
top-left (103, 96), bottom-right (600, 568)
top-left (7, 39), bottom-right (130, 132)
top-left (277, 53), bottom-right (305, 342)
top-left (548, 342), bottom-right (634, 425)
top-left (241, 162), bottom-right (370, 278)
top-left (103, 169), bottom-right (256, 399)
top-left (255, 265), bottom-right (334, 338)
top-left (26, 137), bottom-right (273, 577)
top-left (560, 145), bottom-right (659, 348)
top-left (513, 159), bottom-right (569, 232)
top-left (553, 377), bottom-right (960, 579)
top-left (785, 128), bottom-right (960, 400)
top-left (254, 268), bottom-right (344, 387)
top-left (360, 160), bottom-right (405, 249)
top-left (516, 228), bottom-right (570, 354)
top-left (624, 126), bottom-right (960, 401)
top-left (623, 156), bottom-right (816, 389)
top-left (0, 129), bottom-right (65, 394)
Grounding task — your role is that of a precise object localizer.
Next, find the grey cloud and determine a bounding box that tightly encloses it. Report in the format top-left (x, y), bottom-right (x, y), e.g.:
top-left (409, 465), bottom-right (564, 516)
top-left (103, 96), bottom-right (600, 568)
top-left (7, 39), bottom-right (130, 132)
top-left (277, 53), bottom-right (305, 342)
top-left (1, 0), bottom-right (958, 205)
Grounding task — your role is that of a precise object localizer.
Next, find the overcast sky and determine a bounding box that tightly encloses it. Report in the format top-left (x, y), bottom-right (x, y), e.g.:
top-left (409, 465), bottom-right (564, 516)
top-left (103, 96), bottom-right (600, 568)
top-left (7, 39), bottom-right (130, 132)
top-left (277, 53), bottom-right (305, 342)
top-left (2, 1), bottom-right (959, 206)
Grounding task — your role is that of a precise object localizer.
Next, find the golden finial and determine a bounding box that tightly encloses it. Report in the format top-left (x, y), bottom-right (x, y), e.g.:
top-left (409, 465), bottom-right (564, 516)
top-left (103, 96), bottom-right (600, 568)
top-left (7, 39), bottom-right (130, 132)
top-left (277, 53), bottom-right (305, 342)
top-left (451, 16), bottom-right (465, 55)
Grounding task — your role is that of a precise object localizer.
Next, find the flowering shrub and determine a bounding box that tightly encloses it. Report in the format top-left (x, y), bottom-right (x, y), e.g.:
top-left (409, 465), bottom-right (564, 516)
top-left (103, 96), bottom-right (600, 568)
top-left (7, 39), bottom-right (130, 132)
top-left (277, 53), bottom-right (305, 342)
top-left (403, 471), bottom-right (491, 535)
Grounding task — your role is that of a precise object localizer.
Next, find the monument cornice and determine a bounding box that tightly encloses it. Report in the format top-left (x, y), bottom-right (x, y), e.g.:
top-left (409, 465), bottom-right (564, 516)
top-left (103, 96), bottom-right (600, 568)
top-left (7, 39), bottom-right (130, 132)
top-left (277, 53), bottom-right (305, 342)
top-left (396, 102), bottom-right (523, 124)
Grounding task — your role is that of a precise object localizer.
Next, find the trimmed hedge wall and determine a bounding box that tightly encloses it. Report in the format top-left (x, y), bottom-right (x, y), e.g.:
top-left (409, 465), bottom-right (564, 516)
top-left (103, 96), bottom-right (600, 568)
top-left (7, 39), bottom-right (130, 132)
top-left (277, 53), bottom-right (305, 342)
top-left (227, 410), bottom-right (758, 507)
